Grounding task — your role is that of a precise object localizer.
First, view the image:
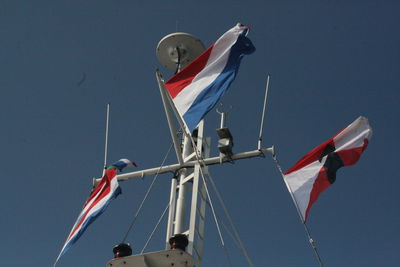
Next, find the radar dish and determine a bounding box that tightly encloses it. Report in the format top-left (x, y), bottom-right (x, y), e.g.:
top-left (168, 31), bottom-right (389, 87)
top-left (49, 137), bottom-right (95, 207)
top-left (156, 32), bottom-right (205, 71)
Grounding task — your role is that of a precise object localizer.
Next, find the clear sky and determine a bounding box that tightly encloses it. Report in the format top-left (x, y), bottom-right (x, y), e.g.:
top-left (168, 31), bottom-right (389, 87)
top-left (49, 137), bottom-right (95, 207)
top-left (1, 1), bottom-right (399, 266)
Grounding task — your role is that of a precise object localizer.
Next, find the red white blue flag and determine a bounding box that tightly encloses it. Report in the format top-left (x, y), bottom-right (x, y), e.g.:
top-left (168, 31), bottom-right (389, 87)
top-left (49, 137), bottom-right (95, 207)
top-left (283, 117), bottom-right (372, 222)
top-left (55, 159), bottom-right (136, 263)
top-left (165, 23), bottom-right (255, 133)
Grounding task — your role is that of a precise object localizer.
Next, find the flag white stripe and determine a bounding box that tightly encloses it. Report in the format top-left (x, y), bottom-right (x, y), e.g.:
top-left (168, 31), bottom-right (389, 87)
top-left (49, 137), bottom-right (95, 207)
top-left (334, 116), bottom-right (372, 151)
top-left (173, 25), bottom-right (247, 116)
top-left (284, 158), bottom-right (326, 219)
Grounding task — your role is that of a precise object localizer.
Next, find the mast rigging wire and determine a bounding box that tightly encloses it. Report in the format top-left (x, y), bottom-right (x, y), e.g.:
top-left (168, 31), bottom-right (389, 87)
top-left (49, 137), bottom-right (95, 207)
top-left (141, 202), bottom-right (170, 254)
top-left (203, 196), bottom-right (242, 251)
top-left (206, 171), bottom-right (255, 267)
top-left (197, 163), bottom-right (232, 267)
top-left (187, 133), bottom-right (257, 267)
top-left (121, 142), bottom-right (174, 243)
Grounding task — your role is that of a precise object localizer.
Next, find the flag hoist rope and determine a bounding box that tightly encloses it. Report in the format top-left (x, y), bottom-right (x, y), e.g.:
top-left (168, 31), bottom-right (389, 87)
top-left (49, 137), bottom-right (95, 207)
top-left (272, 151), bottom-right (324, 267)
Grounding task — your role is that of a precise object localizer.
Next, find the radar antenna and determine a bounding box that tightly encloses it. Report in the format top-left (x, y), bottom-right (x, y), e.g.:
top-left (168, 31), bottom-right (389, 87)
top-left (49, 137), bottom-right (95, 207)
top-left (156, 32), bottom-right (205, 73)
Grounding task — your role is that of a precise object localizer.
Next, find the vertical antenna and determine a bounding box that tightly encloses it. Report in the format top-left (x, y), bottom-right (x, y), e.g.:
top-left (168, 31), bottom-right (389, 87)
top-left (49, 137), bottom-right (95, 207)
top-left (103, 103), bottom-right (110, 173)
top-left (258, 75), bottom-right (270, 150)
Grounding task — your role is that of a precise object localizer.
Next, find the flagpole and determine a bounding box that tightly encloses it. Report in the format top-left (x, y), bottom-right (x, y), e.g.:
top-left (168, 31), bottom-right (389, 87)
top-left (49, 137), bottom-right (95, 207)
top-left (271, 151), bottom-right (324, 267)
top-left (157, 70), bottom-right (191, 137)
top-left (156, 70), bottom-right (184, 165)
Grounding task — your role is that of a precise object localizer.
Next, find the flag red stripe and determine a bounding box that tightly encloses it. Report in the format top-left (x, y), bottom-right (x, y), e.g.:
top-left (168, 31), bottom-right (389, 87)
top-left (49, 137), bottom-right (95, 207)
top-left (285, 139), bottom-right (334, 175)
top-left (67, 168), bottom-right (115, 239)
top-left (336, 139), bottom-right (369, 166)
top-left (165, 45), bottom-right (213, 98)
top-left (305, 168), bottom-right (331, 220)
top-left (283, 117), bottom-right (372, 222)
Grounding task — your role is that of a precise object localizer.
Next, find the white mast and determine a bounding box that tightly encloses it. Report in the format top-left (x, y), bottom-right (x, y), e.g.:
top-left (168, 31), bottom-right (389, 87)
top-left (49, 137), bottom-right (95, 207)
top-left (156, 33), bottom-right (209, 266)
top-left (105, 31), bottom-right (274, 267)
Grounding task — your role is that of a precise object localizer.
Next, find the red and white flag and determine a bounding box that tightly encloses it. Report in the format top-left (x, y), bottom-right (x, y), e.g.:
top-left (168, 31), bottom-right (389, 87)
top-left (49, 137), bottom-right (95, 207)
top-left (54, 159), bottom-right (136, 265)
top-left (283, 116), bottom-right (372, 222)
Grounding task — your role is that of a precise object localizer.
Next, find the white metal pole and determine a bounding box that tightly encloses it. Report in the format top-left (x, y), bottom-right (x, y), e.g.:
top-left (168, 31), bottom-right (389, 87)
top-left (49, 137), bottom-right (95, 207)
top-left (174, 135), bottom-right (192, 234)
top-left (158, 71), bottom-right (191, 137)
top-left (165, 177), bottom-right (178, 248)
top-left (156, 70), bottom-right (184, 165)
top-left (220, 112), bottom-right (226, 128)
top-left (93, 147), bottom-right (274, 184)
top-left (187, 121), bottom-right (207, 263)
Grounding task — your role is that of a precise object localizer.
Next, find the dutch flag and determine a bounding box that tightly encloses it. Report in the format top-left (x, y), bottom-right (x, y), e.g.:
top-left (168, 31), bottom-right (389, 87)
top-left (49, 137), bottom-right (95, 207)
top-left (165, 23), bottom-right (255, 133)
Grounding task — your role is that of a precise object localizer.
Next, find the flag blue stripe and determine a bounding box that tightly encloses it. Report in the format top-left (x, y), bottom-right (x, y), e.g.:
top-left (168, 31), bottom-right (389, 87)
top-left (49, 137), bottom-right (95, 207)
top-left (183, 33), bottom-right (255, 132)
top-left (59, 186), bottom-right (121, 258)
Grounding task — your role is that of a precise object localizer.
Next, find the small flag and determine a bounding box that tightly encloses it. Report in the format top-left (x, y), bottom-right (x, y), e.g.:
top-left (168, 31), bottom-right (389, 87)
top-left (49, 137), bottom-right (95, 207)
top-left (165, 23), bottom-right (255, 133)
top-left (55, 159), bottom-right (136, 263)
top-left (283, 117), bottom-right (372, 222)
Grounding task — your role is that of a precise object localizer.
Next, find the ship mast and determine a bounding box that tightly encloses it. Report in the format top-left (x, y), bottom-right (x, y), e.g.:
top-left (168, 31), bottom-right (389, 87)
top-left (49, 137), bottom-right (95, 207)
top-left (105, 31), bottom-right (273, 267)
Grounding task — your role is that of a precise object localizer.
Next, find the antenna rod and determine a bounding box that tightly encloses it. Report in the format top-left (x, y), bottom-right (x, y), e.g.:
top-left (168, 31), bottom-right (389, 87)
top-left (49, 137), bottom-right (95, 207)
top-left (104, 103), bottom-right (110, 172)
top-left (258, 75), bottom-right (270, 150)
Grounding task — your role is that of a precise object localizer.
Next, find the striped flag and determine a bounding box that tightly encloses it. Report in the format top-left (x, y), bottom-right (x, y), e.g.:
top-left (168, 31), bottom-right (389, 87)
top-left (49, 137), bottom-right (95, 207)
top-left (283, 117), bottom-right (372, 222)
top-left (165, 23), bottom-right (255, 133)
top-left (55, 159), bottom-right (136, 264)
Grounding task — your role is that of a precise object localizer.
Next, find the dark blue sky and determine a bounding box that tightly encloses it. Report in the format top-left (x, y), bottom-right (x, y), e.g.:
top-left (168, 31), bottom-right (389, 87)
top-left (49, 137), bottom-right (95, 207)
top-left (1, 1), bottom-right (399, 266)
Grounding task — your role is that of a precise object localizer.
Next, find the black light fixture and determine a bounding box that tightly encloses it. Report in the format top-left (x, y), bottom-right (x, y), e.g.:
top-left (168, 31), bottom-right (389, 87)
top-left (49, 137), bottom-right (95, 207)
top-left (113, 243), bottom-right (132, 258)
top-left (169, 234), bottom-right (189, 251)
top-left (216, 127), bottom-right (234, 158)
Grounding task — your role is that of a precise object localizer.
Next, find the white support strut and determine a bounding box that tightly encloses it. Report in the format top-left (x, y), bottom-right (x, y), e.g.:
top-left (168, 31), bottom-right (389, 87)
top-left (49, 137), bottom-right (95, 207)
top-left (174, 135), bottom-right (193, 234)
top-left (94, 147), bottom-right (273, 184)
top-left (156, 70), bottom-right (184, 166)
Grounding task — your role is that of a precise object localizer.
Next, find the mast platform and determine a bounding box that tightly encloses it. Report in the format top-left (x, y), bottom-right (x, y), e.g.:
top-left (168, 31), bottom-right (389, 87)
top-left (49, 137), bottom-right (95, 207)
top-left (106, 249), bottom-right (194, 267)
